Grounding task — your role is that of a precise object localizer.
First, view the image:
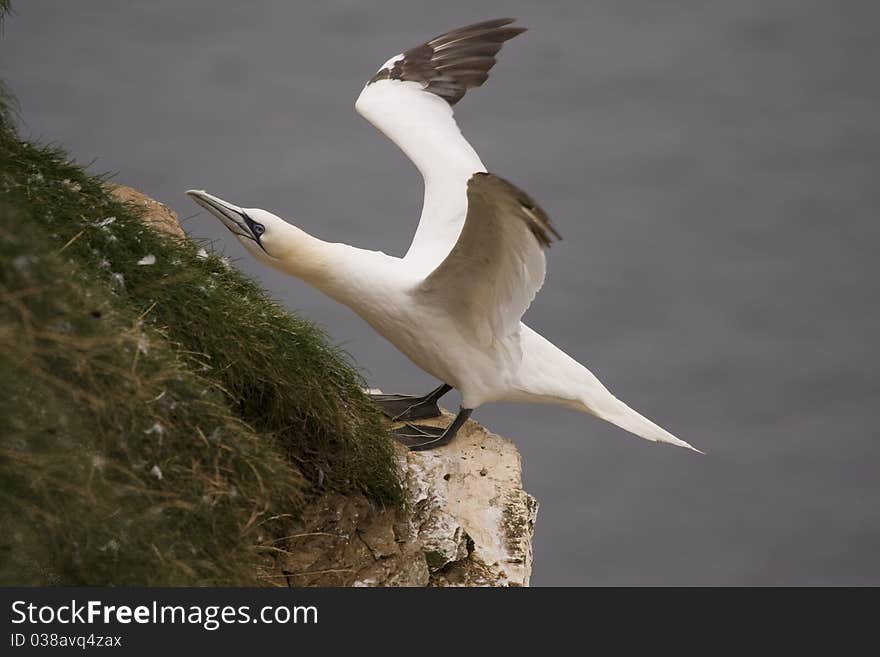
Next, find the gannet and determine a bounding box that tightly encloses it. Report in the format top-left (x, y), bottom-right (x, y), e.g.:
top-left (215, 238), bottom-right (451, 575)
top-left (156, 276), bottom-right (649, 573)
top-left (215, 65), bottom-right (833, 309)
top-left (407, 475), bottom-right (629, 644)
top-left (187, 18), bottom-right (699, 452)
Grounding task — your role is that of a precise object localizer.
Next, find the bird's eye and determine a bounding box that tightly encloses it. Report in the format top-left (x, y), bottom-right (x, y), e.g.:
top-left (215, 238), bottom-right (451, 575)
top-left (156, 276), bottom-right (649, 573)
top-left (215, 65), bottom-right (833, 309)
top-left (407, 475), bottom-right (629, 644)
top-left (253, 223), bottom-right (265, 236)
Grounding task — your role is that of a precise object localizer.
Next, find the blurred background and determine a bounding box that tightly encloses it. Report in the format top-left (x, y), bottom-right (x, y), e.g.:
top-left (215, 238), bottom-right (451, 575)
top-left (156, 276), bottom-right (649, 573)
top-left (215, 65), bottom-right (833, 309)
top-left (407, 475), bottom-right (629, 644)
top-left (2, 0), bottom-right (878, 585)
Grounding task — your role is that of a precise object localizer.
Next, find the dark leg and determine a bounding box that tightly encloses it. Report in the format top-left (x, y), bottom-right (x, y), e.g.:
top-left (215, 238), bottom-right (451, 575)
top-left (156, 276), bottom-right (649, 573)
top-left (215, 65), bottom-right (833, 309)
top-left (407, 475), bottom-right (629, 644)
top-left (369, 383), bottom-right (452, 421)
top-left (393, 407), bottom-right (473, 451)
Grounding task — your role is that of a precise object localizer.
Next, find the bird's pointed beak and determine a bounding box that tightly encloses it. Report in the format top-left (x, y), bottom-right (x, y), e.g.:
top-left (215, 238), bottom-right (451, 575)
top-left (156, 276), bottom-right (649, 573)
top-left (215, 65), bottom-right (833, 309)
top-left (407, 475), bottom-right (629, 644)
top-left (186, 189), bottom-right (253, 241)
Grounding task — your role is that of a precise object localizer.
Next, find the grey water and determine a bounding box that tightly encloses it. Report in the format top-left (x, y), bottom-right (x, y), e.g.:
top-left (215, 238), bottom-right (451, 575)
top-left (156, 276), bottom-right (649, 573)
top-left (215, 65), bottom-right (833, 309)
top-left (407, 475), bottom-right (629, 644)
top-left (2, 0), bottom-right (879, 585)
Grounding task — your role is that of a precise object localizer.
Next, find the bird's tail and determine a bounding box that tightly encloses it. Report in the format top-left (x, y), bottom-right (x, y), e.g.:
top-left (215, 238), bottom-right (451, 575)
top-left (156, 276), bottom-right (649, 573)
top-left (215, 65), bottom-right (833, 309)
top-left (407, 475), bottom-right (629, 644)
top-left (515, 325), bottom-right (702, 453)
top-left (580, 388), bottom-right (703, 453)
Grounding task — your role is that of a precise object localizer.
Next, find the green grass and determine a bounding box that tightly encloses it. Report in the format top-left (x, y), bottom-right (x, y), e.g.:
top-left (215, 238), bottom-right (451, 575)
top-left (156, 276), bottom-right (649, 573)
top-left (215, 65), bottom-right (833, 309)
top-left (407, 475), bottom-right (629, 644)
top-left (0, 93), bottom-right (402, 585)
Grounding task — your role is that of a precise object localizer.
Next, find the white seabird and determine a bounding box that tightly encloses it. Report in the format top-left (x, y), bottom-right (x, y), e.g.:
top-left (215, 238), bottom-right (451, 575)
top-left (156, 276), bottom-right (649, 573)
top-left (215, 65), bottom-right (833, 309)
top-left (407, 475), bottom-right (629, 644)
top-left (187, 18), bottom-right (699, 452)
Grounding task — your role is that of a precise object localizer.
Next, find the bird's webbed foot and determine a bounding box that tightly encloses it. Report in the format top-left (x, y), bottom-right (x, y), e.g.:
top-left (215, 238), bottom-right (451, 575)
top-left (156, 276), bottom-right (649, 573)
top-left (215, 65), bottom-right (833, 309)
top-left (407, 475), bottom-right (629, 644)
top-left (369, 394), bottom-right (442, 421)
top-left (368, 383), bottom-right (452, 421)
top-left (390, 408), bottom-right (473, 451)
top-left (392, 423), bottom-right (449, 450)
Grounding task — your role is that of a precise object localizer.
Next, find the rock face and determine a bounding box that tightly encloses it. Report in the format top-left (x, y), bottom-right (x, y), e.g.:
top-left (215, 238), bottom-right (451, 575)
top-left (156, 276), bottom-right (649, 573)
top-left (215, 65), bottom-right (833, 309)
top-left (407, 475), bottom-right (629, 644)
top-left (274, 410), bottom-right (538, 587)
top-left (107, 184), bottom-right (186, 239)
top-left (124, 186), bottom-right (539, 586)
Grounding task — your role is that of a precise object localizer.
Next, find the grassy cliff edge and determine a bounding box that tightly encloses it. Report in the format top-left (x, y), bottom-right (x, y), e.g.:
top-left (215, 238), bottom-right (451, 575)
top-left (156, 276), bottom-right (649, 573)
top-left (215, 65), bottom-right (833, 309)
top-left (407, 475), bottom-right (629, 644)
top-left (0, 100), bottom-right (402, 585)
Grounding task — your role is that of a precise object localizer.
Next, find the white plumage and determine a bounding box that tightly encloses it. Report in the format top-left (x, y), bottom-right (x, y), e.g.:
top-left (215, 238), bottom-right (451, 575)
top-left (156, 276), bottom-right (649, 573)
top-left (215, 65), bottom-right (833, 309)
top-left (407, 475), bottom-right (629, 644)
top-left (187, 19), bottom-right (699, 453)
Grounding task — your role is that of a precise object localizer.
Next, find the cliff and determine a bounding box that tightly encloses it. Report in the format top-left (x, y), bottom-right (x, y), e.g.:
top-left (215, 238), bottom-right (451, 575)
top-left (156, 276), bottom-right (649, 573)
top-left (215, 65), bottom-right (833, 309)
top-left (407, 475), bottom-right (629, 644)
top-left (105, 186), bottom-right (538, 586)
top-left (117, 186), bottom-right (539, 587)
top-left (0, 141), bottom-right (537, 586)
top-left (281, 409), bottom-right (537, 587)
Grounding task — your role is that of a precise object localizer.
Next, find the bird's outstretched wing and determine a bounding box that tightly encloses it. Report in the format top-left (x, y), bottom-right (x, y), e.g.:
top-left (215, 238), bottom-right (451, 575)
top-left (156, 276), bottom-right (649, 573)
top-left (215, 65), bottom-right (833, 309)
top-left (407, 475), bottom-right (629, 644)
top-left (355, 19), bottom-right (527, 274)
top-left (416, 173), bottom-right (561, 346)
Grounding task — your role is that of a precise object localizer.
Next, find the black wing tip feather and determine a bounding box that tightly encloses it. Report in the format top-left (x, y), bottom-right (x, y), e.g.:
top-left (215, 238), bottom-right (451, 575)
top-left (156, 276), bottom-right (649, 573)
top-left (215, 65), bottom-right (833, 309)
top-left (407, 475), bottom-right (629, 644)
top-left (469, 173), bottom-right (562, 248)
top-left (369, 18), bottom-right (527, 105)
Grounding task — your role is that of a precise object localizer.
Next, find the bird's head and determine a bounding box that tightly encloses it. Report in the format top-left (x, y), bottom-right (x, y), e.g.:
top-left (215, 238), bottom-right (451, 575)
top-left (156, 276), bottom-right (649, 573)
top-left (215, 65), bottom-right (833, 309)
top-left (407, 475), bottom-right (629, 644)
top-left (186, 190), bottom-right (290, 263)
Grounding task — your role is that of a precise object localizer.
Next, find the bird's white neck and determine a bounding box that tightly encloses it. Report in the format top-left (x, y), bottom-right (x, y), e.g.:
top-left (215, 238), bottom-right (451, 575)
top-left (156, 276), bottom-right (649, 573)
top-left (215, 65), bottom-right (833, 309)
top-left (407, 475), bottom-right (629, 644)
top-left (259, 222), bottom-right (396, 308)
top-left (261, 224), bottom-right (341, 288)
